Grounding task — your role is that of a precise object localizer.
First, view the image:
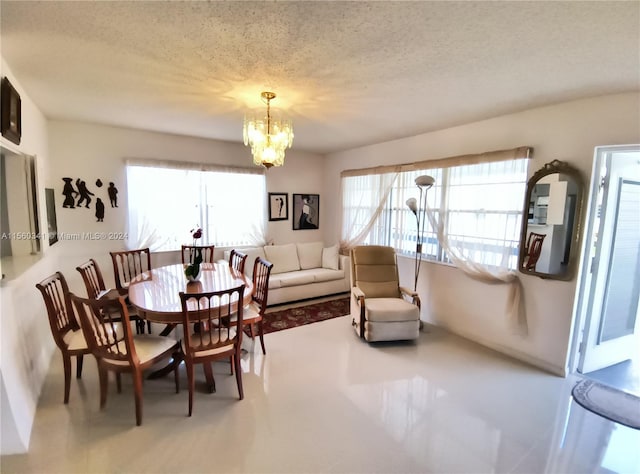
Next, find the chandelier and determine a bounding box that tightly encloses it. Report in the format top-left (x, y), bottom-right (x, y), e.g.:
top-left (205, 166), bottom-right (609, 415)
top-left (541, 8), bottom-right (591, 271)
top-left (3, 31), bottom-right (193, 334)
top-left (243, 91), bottom-right (294, 169)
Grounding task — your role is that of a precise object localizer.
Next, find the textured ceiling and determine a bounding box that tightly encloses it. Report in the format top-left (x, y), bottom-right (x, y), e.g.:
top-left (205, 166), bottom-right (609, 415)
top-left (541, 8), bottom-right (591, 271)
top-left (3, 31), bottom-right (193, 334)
top-left (1, 1), bottom-right (639, 154)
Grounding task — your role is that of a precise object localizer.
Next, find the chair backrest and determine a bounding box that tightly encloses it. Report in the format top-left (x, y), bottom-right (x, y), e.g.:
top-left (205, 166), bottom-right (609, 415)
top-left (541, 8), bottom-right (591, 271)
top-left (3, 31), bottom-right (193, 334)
top-left (229, 249), bottom-right (248, 274)
top-left (179, 284), bottom-right (246, 357)
top-left (76, 258), bottom-right (106, 299)
top-left (70, 293), bottom-right (136, 364)
top-left (350, 245), bottom-right (400, 298)
top-left (181, 245), bottom-right (215, 265)
top-left (110, 248), bottom-right (152, 291)
top-left (525, 232), bottom-right (546, 271)
top-left (36, 272), bottom-right (79, 350)
top-left (252, 257), bottom-right (274, 312)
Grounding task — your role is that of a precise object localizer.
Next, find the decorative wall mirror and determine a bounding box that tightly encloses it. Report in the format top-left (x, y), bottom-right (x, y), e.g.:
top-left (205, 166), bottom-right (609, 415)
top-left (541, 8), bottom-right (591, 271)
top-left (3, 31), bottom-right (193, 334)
top-left (518, 159), bottom-right (584, 280)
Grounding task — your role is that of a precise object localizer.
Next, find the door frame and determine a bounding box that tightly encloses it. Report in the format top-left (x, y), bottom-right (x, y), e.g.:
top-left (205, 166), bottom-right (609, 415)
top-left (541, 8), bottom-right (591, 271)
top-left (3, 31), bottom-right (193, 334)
top-left (567, 144), bottom-right (640, 375)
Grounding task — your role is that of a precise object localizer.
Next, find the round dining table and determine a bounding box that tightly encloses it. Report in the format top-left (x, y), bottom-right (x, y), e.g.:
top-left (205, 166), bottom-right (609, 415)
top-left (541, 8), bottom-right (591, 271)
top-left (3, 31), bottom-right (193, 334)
top-left (127, 262), bottom-right (253, 388)
top-left (128, 262), bottom-right (254, 325)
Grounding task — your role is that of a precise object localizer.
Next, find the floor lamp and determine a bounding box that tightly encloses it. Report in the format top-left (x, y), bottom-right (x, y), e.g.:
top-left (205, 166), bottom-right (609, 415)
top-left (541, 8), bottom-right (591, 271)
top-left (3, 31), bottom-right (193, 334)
top-left (406, 175), bottom-right (435, 291)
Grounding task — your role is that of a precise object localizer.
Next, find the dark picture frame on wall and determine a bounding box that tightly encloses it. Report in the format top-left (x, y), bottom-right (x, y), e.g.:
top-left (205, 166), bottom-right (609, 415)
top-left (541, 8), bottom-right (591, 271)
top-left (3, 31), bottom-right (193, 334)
top-left (292, 193), bottom-right (319, 230)
top-left (45, 188), bottom-right (58, 246)
top-left (268, 192), bottom-right (288, 221)
top-left (1, 77), bottom-right (22, 145)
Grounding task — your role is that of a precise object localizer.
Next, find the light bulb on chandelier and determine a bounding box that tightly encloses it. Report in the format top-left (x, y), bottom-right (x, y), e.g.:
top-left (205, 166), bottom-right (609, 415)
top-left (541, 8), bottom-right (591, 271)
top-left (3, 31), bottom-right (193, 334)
top-left (243, 91), bottom-right (294, 169)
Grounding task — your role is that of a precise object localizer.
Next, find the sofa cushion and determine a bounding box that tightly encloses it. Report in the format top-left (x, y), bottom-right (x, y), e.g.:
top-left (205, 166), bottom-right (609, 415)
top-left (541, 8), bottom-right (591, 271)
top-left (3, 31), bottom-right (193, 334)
top-left (240, 247), bottom-right (267, 277)
top-left (271, 271), bottom-right (315, 288)
top-left (312, 268), bottom-right (345, 283)
top-left (297, 241), bottom-right (323, 269)
top-left (322, 244), bottom-right (339, 270)
top-left (264, 244), bottom-right (300, 274)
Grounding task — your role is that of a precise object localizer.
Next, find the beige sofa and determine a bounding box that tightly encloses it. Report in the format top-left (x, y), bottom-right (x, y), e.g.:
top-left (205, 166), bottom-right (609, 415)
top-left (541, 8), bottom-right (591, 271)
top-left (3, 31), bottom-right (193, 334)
top-left (223, 242), bottom-right (350, 306)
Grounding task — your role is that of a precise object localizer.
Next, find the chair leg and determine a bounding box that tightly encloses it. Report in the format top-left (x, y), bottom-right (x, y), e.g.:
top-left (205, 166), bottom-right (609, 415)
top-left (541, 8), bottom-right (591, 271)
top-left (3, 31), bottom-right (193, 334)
top-left (249, 323), bottom-right (256, 340)
top-left (258, 320), bottom-right (266, 355)
top-left (116, 373), bottom-right (122, 393)
top-left (173, 352), bottom-right (181, 394)
top-left (76, 354), bottom-right (84, 378)
top-left (234, 354), bottom-right (244, 400)
top-left (132, 369), bottom-right (143, 426)
top-left (62, 353), bottom-right (72, 404)
top-left (186, 361), bottom-right (195, 417)
top-left (98, 366), bottom-right (108, 409)
top-left (203, 362), bottom-right (215, 393)
top-left (229, 356), bottom-right (234, 375)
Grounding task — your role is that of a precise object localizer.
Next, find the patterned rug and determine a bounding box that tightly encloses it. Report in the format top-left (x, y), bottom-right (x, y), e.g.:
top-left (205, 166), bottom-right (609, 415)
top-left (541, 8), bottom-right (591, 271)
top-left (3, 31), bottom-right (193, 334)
top-left (263, 296), bottom-right (350, 334)
top-left (572, 379), bottom-right (640, 429)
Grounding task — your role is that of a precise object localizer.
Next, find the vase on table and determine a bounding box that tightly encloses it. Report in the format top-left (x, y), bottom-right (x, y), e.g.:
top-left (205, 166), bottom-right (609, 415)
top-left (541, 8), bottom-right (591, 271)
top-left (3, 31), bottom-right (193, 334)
top-left (185, 264), bottom-right (201, 282)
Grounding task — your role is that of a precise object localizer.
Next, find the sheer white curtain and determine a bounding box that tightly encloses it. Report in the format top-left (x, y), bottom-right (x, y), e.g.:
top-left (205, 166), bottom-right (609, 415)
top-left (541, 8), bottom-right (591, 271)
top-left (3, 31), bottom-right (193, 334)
top-left (339, 147), bottom-right (531, 335)
top-left (126, 160), bottom-right (266, 251)
top-left (340, 171), bottom-right (398, 251)
top-left (425, 157), bottom-right (529, 335)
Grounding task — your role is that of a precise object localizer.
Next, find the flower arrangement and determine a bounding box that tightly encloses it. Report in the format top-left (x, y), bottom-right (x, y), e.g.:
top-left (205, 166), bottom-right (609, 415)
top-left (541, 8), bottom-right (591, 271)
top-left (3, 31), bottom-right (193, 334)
top-left (184, 227), bottom-right (203, 280)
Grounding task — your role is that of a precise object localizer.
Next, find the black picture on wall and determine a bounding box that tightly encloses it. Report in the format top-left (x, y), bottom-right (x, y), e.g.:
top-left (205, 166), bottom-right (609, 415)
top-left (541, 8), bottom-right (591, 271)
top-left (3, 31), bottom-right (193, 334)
top-left (293, 194), bottom-right (319, 230)
top-left (268, 192), bottom-right (288, 221)
top-left (45, 188), bottom-right (58, 246)
top-left (60, 177), bottom-right (119, 222)
top-left (1, 77), bottom-right (21, 145)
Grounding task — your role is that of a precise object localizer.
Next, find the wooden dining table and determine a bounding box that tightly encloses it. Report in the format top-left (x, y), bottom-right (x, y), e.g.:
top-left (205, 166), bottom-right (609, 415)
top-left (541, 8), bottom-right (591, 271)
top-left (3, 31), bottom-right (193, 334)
top-left (128, 262), bottom-right (253, 325)
top-left (127, 262), bottom-right (253, 389)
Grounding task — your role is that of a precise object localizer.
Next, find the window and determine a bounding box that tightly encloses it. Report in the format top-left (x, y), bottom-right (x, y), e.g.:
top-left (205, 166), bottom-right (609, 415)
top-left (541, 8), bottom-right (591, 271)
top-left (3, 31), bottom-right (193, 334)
top-left (126, 162), bottom-right (266, 252)
top-left (342, 158), bottom-right (528, 270)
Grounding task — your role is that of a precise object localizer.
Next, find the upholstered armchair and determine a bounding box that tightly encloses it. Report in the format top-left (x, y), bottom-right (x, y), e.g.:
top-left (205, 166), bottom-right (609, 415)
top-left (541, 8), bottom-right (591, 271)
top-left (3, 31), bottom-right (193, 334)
top-left (350, 245), bottom-right (421, 342)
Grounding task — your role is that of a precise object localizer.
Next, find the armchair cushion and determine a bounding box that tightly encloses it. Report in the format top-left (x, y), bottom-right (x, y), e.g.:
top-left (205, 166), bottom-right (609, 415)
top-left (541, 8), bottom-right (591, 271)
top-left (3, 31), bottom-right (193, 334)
top-left (364, 298), bottom-right (420, 323)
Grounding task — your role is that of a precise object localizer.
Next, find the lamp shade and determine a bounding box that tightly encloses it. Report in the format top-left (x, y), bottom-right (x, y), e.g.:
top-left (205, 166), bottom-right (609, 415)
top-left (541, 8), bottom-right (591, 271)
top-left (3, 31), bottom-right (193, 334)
top-left (406, 197), bottom-right (418, 215)
top-left (415, 175), bottom-right (435, 188)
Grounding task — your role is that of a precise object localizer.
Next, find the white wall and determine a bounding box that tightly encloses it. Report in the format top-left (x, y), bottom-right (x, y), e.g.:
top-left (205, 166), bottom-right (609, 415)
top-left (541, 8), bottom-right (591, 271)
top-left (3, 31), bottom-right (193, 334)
top-left (324, 92), bottom-right (640, 375)
top-left (47, 121), bottom-right (327, 279)
top-left (0, 59), bottom-right (54, 454)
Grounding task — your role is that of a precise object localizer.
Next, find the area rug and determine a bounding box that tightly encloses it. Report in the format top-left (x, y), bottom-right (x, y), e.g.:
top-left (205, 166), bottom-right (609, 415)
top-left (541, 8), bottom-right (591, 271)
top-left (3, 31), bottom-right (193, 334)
top-left (262, 296), bottom-right (350, 334)
top-left (572, 379), bottom-right (640, 429)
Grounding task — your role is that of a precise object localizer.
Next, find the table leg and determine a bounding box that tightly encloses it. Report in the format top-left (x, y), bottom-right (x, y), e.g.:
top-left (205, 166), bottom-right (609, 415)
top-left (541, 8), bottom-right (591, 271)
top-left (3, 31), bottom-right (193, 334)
top-left (159, 323), bottom-right (177, 337)
top-left (147, 350), bottom-right (182, 380)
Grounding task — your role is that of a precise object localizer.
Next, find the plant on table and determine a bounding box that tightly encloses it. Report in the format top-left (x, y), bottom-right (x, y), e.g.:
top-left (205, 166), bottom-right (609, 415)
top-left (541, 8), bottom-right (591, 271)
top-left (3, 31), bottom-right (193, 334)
top-left (185, 227), bottom-right (203, 280)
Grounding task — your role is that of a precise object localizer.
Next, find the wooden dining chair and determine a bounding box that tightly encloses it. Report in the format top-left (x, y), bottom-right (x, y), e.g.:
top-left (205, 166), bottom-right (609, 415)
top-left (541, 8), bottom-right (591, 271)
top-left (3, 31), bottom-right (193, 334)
top-left (36, 272), bottom-right (92, 404)
top-left (524, 232), bottom-right (546, 271)
top-left (181, 245), bottom-right (215, 265)
top-left (226, 257), bottom-right (273, 355)
top-left (77, 258), bottom-right (148, 334)
top-left (110, 248), bottom-right (152, 295)
top-left (242, 257), bottom-right (274, 354)
top-left (228, 249), bottom-right (248, 274)
top-left (70, 293), bottom-right (180, 426)
top-left (179, 283), bottom-right (246, 416)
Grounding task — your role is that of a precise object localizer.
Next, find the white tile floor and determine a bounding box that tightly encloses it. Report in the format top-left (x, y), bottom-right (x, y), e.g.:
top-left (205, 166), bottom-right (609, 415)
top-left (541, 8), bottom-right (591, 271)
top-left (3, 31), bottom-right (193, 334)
top-left (2, 317), bottom-right (639, 474)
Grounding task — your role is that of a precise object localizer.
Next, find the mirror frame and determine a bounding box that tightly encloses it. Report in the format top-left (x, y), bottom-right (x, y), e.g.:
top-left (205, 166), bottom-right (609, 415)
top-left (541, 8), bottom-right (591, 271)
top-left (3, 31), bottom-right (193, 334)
top-left (518, 159), bottom-right (584, 280)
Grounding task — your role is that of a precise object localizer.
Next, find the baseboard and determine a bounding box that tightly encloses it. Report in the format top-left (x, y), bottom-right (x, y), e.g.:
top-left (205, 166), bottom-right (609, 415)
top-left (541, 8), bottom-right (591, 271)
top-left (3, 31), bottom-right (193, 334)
top-left (424, 322), bottom-right (566, 377)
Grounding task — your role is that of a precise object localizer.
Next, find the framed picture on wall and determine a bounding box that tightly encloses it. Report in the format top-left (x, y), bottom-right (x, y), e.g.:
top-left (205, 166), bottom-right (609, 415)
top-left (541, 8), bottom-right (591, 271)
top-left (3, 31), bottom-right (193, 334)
top-left (45, 188), bottom-right (58, 246)
top-left (292, 194), bottom-right (319, 230)
top-left (268, 192), bottom-right (288, 221)
top-left (1, 77), bottom-right (22, 145)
